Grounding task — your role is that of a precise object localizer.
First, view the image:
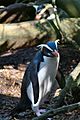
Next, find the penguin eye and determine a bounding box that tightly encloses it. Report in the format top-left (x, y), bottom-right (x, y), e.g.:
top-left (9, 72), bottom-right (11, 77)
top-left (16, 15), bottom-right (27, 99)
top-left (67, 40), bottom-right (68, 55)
top-left (42, 47), bottom-right (53, 56)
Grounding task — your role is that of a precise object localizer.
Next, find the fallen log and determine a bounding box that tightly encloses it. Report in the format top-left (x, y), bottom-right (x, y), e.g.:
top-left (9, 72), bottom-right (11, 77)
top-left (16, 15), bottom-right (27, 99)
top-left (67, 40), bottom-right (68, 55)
top-left (0, 18), bottom-right (80, 53)
top-left (0, 19), bottom-right (60, 52)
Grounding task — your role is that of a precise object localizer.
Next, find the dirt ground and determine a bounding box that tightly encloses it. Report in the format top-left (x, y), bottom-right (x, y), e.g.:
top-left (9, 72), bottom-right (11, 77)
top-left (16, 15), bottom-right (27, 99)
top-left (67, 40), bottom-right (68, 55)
top-left (0, 45), bottom-right (80, 120)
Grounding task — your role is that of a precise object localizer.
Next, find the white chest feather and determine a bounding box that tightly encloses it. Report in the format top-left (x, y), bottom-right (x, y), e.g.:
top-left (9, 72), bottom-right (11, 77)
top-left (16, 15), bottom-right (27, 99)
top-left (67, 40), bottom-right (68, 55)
top-left (38, 55), bottom-right (59, 94)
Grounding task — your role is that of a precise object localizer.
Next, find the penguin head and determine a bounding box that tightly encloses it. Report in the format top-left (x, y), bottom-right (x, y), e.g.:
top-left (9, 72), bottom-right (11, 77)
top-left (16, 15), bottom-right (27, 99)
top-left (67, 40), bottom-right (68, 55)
top-left (38, 40), bottom-right (59, 57)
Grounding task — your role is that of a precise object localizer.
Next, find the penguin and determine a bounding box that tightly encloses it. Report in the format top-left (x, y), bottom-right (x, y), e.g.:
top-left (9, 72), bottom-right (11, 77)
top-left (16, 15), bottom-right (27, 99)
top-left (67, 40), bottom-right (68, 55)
top-left (11, 40), bottom-right (60, 117)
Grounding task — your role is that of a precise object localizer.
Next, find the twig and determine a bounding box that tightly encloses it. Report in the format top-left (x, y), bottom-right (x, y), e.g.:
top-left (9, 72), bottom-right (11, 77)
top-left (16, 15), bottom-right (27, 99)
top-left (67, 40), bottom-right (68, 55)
top-left (32, 102), bottom-right (80, 120)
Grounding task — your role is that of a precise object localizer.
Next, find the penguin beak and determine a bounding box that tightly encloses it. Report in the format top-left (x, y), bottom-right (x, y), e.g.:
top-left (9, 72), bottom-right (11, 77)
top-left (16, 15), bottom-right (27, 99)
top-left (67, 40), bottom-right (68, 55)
top-left (52, 50), bottom-right (59, 57)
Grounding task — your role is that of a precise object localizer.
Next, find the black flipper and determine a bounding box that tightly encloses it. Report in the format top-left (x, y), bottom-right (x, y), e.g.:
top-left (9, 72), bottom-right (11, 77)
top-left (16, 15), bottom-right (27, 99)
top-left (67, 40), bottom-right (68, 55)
top-left (30, 51), bottom-right (43, 104)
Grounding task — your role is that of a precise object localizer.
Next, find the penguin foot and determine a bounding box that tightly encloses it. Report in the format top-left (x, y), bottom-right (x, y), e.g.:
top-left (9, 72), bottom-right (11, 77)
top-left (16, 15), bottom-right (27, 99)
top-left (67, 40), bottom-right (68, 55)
top-left (36, 109), bottom-right (46, 116)
top-left (36, 109), bottom-right (52, 120)
top-left (38, 109), bottom-right (46, 114)
top-left (47, 118), bottom-right (52, 120)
